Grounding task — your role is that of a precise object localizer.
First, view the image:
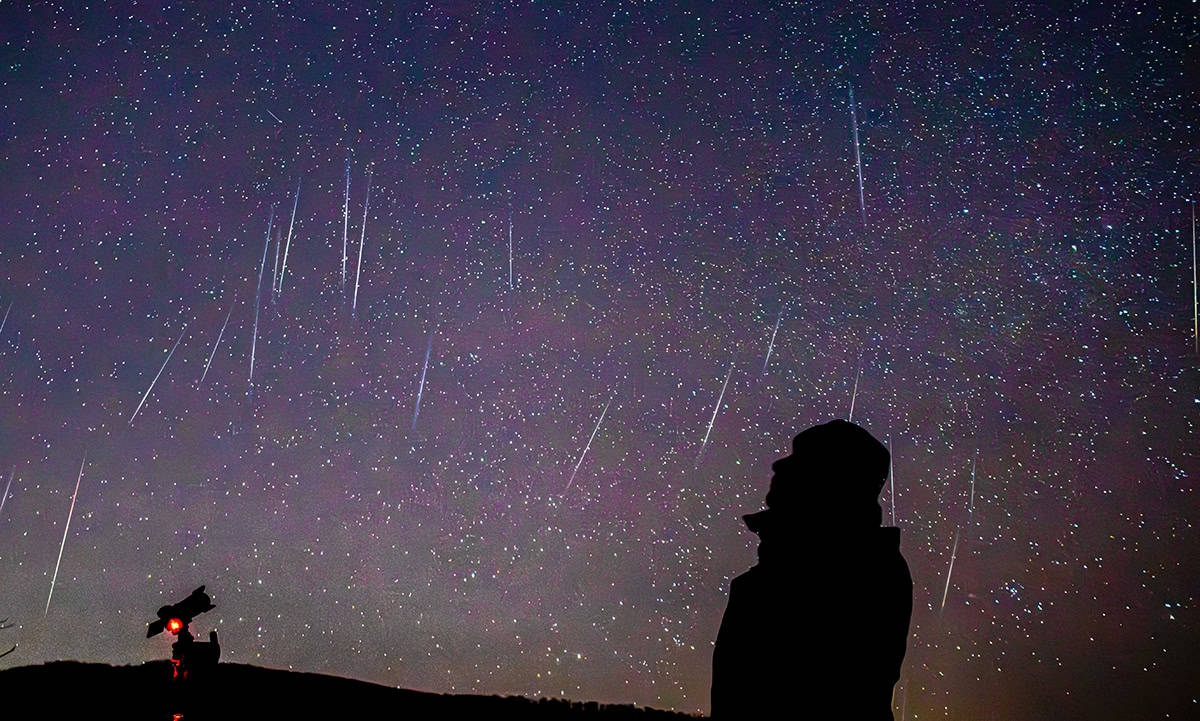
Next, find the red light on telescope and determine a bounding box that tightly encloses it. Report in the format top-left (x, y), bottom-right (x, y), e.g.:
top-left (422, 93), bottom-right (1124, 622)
top-left (167, 618), bottom-right (183, 634)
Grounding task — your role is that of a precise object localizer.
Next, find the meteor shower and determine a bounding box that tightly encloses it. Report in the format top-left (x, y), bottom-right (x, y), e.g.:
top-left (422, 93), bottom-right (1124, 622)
top-left (0, 2), bottom-right (1195, 719)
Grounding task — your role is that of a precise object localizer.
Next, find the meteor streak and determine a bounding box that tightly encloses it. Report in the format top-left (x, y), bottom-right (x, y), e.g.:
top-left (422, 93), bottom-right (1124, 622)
top-left (939, 528), bottom-right (959, 615)
top-left (412, 330), bottom-right (433, 431)
top-left (849, 84), bottom-right (866, 225)
top-left (565, 396), bottom-right (612, 491)
top-left (0, 301), bottom-right (10, 337)
top-left (199, 299), bottom-right (234, 387)
top-left (353, 165), bottom-right (373, 315)
top-left (848, 355), bottom-right (863, 422)
top-left (129, 321), bottom-right (188, 425)
top-left (696, 363), bottom-right (734, 468)
top-left (0, 467), bottom-right (13, 518)
top-left (45, 455), bottom-right (85, 616)
top-left (250, 207), bottom-right (274, 386)
top-left (278, 177), bottom-right (300, 295)
top-left (271, 228), bottom-right (280, 302)
top-left (762, 307), bottom-right (783, 373)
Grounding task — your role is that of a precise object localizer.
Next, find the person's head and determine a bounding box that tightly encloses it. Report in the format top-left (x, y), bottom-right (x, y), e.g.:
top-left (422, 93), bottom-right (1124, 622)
top-left (744, 420), bottom-right (889, 548)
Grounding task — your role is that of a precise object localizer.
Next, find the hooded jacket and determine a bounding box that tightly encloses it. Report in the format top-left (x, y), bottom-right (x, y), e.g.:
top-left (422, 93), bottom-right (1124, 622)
top-left (711, 525), bottom-right (912, 719)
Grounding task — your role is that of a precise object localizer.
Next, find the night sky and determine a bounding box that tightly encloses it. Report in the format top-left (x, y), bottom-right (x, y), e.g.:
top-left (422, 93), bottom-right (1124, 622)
top-left (0, 2), bottom-right (1196, 717)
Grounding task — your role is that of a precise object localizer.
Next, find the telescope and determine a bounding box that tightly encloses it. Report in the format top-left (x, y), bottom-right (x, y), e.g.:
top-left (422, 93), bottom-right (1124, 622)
top-left (146, 585), bottom-right (215, 638)
top-left (147, 585), bottom-right (221, 684)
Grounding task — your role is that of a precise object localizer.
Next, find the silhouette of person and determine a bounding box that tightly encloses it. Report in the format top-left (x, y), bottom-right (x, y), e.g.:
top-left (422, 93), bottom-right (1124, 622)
top-left (711, 420), bottom-right (912, 719)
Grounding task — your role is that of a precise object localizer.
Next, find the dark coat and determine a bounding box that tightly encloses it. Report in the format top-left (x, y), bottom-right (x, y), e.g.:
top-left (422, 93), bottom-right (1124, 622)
top-left (711, 526), bottom-right (912, 719)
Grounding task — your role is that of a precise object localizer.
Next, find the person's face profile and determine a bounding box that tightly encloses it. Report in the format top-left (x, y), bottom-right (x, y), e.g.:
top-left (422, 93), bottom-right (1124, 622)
top-left (771, 453), bottom-right (796, 476)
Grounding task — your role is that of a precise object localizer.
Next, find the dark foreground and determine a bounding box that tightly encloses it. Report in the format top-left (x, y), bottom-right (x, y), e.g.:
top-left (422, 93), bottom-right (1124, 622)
top-left (0, 661), bottom-right (701, 720)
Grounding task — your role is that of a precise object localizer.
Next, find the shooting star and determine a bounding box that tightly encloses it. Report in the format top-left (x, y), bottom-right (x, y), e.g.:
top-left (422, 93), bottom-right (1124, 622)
top-left (271, 226), bottom-right (281, 303)
top-left (45, 455), bottom-right (85, 616)
top-left (939, 528), bottom-right (960, 615)
top-left (198, 298), bottom-right (234, 387)
top-left (352, 164), bottom-right (373, 315)
top-left (0, 467), bottom-right (13, 518)
top-left (128, 321), bottom-right (188, 425)
top-left (696, 363), bottom-right (734, 468)
top-left (341, 158), bottom-right (351, 293)
top-left (0, 301), bottom-right (11, 337)
top-left (264, 106), bottom-right (283, 124)
top-left (250, 207), bottom-right (275, 386)
top-left (278, 177), bottom-right (301, 295)
top-left (762, 307), bottom-right (784, 373)
top-left (849, 83), bottom-right (866, 225)
top-left (847, 355), bottom-right (863, 422)
top-left (412, 330), bottom-right (433, 431)
top-left (565, 396), bottom-right (612, 492)
top-left (508, 205), bottom-right (514, 290)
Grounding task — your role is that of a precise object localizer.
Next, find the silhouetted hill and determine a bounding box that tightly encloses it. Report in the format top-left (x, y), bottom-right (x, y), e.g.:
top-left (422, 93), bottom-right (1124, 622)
top-left (0, 661), bottom-right (701, 720)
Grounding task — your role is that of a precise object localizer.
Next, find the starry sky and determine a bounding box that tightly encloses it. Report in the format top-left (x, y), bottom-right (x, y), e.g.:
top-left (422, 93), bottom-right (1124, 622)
top-left (0, 1), bottom-right (1196, 717)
